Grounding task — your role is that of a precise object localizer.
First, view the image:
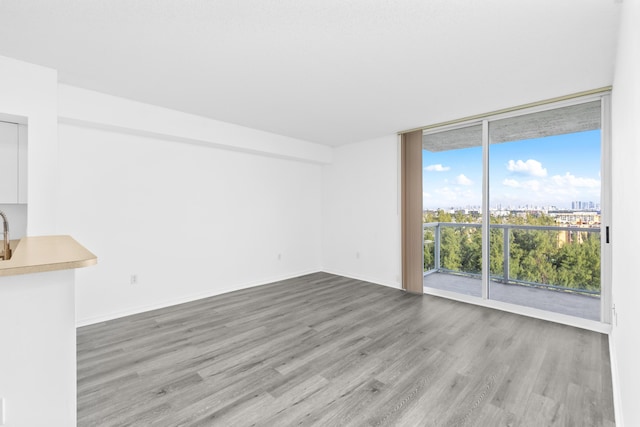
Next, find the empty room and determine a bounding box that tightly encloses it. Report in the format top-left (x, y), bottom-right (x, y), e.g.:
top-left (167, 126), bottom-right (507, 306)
top-left (1, 0), bottom-right (639, 426)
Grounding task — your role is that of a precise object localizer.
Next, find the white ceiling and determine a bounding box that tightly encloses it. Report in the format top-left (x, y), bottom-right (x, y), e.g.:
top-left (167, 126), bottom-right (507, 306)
top-left (0, 0), bottom-right (621, 146)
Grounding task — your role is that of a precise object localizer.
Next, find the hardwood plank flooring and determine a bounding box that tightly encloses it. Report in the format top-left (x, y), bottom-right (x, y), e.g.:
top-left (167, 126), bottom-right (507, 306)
top-left (77, 272), bottom-right (615, 426)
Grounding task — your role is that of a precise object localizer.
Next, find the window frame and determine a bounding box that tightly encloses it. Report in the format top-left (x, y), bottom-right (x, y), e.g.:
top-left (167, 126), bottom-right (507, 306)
top-left (405, 91), bottom-right (612, 332)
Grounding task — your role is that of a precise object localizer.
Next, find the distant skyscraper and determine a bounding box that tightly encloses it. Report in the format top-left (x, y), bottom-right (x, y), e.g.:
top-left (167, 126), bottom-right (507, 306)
top-left (571, 201), bottom-right (598, 211)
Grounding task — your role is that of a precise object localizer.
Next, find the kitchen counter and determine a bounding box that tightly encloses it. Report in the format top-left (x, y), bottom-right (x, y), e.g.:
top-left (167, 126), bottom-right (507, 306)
top-left (1, 235), bottom-right (96, 425)
top-left (0, 235), bottom-right (97, 277)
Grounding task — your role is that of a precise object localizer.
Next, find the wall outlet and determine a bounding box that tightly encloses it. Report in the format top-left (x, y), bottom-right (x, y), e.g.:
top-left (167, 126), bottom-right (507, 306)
top-left (130, 274), bottom-right (138, 285)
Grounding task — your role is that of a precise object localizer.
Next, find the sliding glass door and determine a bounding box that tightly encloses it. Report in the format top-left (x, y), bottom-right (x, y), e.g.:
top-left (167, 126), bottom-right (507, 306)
top-left (423, 124), bottom-right (484, 297)
top-left (421, 95), bottom-right (610, 324)
top-left (487, 101), bottom-right (603, 321)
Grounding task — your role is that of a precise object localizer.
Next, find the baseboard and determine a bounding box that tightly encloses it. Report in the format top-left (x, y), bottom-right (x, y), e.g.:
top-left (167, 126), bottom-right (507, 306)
top-left (321, 269), bottom-right (401, 290)
top-left (609, 329), bottom-right (624, 427)
top-left (75, 269), bottom-right (320, 327)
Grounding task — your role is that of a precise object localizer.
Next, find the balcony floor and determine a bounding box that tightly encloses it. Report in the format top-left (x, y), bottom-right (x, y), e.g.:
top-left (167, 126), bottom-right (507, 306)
top-left (424, 272), bottom-right (600, 321)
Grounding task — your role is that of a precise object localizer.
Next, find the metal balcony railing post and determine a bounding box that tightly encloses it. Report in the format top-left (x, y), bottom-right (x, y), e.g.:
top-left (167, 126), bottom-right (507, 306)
top-left (435, 223), bottom-right (441, 271)
top-left (503, 226), bottom-right (510, 283)
top-left (422, 222), bottom-right (425, 271)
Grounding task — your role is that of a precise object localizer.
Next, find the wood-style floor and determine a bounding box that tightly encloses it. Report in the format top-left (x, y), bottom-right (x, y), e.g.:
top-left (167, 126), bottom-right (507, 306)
top-left (77, 272), bottom-right (615, 426)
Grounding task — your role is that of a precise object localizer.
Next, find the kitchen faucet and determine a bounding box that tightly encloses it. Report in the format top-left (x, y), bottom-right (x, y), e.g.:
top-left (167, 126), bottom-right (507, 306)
top-left (0, 210), bottom-right (10, 261)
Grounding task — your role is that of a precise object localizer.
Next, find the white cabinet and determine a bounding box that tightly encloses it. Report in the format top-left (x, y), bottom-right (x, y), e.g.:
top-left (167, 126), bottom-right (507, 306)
top-left (18, 124), bottom-right (27, 203)
top-left (0, 121), bottom-right (18, 203)
top-left (0, 121), bottom-right (27, 204)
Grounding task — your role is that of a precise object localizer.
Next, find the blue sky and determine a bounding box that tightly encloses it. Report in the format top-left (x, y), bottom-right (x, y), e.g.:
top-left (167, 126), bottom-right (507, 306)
top-left (423, 130), bottom-right (601, 210)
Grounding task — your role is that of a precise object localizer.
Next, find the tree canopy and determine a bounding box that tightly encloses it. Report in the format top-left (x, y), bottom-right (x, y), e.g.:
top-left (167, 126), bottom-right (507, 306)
top-left (423, 210), bottom-right (600, 293)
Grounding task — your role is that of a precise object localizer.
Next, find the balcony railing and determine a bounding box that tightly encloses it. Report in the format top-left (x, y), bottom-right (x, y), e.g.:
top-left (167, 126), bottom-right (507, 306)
top-left (423, 222), bottom-right (601, 296)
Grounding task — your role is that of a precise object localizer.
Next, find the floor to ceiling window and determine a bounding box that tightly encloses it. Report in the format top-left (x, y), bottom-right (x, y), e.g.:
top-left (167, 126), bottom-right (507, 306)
top-left (420, 92), bottom-right (611, 327)
top-left (423, 124), bottom-right (483, 296)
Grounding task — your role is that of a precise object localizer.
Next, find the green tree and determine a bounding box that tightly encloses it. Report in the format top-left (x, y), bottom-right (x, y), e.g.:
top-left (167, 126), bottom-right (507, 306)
top-left (423, 227), bottom-right (435, 270)
top-left (440, 226), bottom-right (462, 271)
top-left (422, 210), bottom-right (601, 293)
top-left (460, 227), bottom-right (482, 274)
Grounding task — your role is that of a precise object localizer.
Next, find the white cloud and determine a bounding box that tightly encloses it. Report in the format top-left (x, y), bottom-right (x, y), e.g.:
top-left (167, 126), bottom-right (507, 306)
top-left (551, 172), bottom-right (600, 188)
top-left (507, 159), bottom-right (547, 177)
top-left (497, 172), bottom-right (600, 206)
top-left (456, 174), bottom-right (473, 185)
top-left (425, 164), bottom-right (450, 172)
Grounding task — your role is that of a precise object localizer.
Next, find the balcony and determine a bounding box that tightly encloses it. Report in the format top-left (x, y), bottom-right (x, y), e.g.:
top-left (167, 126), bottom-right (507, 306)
top-left (423, 222), bottom-right (601, 321)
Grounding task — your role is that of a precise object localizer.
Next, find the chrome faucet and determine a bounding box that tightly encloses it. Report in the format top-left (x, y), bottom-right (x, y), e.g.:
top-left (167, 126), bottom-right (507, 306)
top-left (0, 210), bottom-right (10, 261)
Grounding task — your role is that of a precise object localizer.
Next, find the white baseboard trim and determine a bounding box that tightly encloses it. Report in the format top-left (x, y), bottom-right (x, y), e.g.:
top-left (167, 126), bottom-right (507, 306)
top-left (609, 329), bottom-right (624, 427)
top-left (321, 269), bottom-right (401, 290)
top-left (76, 269), bottom-right (321, 327)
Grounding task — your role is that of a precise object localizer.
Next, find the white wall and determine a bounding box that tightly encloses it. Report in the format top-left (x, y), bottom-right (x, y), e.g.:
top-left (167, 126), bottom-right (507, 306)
top-left (610, 1), bottom-right (640, 426)
top-left (0, 55), bottom-right (58, 234)
top-left (322, 135), bottom-right (401, 288)
top-left (58, 85), bottom-right (332, 164)
top-left (57, 88), bottom-right (325, 325)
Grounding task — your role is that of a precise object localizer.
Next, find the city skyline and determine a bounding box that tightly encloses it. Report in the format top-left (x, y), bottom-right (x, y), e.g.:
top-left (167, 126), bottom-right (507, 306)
top-left (423, 129), bottom-right (601, 210)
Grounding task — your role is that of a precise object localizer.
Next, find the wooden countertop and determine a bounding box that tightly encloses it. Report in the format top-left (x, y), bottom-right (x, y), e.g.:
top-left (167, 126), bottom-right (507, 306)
top-left (0, 235), bottom-right (97, 277)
